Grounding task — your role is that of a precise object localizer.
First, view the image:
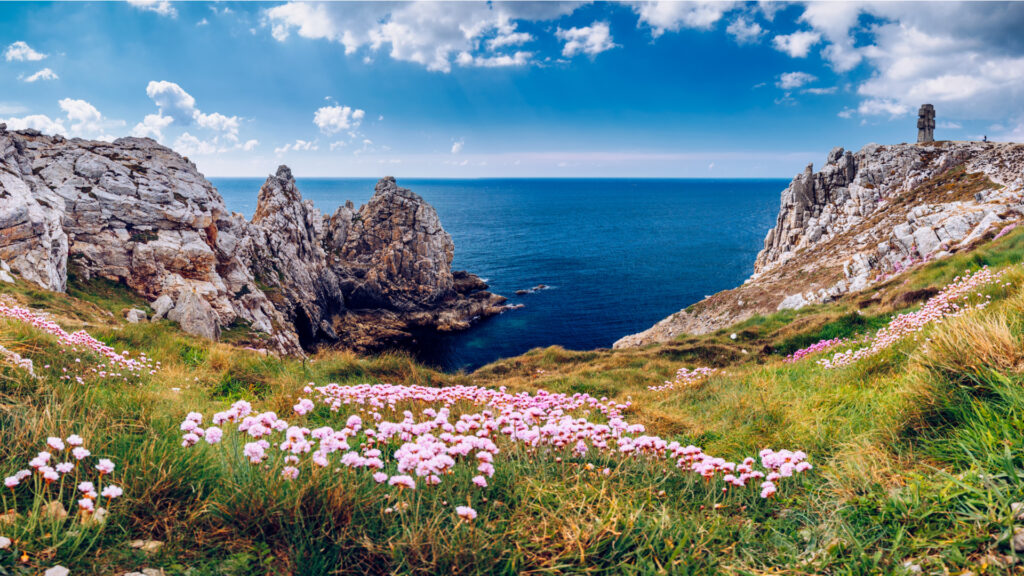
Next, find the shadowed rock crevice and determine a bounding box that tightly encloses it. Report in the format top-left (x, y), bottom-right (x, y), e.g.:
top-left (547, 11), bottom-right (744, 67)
top-left (0, 126), bottom-right (509, 354)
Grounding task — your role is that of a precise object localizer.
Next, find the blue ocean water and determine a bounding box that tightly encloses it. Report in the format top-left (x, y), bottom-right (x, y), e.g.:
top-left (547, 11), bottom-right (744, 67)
top-left (210, 177), bottom-right (785, 372)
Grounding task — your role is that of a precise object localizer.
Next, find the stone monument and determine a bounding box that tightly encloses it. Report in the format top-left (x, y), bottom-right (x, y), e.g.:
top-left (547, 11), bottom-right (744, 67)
top-left (917, 104), bottom-right (935, 143)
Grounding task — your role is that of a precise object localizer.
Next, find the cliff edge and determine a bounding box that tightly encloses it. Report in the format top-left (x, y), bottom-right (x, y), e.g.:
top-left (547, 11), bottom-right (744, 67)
top-left (615, 140), bottom-right (1024, 349)
top-left (0, 125), bottom-right (507, 353)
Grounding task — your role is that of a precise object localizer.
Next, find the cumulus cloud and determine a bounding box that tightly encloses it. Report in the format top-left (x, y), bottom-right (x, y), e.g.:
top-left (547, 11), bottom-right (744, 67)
top-left (242, 139), bottom-right (259, 151)
top-left (456, 51), bottom-right (532, 68)
top-left (4, 98), bottom-right (122, 141)
top-left (451, 140), bottom-right (464, 154)
top-left (776, 71), bottom-right (816, 90)
top-left (4, 41), bottom-right (46, 62)
top-left (726, 16), bottom-right (764, 45)
top-left (556, 22), bottom-right (616, 57)
top-left (127, 0), bottom-right (177, 18)
top-left (264, 1), bottom-right (580, 73)
top-left (22, 68), bottom-right (58, 83)
top-left (630, 1), bottom-right (738, 37)
top-left (141, 80), bottom-right (240, 140)
top-left (856, 98), bottom-right (910, 118)
top-left (313, 105), bottom-right (365, 134)
top-left (131, 113), bottom-right (174, 141)
top-left (274, 139), bottom-right (319, 155)
top-left (771, 30), bottom-right (821, 58)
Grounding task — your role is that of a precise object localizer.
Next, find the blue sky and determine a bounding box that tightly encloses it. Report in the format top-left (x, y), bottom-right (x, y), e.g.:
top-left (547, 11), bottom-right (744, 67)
top-left (2, 1), bottom-right (1023, 177)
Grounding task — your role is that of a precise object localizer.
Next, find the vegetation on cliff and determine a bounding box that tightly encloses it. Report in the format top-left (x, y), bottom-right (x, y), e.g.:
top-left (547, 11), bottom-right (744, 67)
top-left (1, 225), bottom-right (1024, 574)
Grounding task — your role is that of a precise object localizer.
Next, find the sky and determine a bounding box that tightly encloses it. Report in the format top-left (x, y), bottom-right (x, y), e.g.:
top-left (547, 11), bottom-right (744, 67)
top-left (2, 1), bottom-right (1023, 178)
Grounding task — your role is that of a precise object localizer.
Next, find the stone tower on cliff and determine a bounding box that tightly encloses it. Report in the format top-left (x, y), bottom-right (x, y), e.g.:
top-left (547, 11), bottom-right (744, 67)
top-left (917, 104), bottom-right (935, 143)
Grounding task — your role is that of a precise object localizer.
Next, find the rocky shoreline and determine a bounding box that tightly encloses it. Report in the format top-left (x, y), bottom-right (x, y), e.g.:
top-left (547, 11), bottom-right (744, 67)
top-left (0, 126), bottom-right (509, 354)
top-left (615, 140), bottom-right (1024, 349)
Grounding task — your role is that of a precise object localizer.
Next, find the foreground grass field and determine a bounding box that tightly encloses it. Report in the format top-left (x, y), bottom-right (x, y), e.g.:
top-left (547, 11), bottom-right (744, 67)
top-left (2, 228), bottom-right (1024, 575)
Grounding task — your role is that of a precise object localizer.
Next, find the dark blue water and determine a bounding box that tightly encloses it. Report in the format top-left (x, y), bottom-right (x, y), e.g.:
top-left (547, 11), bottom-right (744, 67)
top-left (210, 178), bottom-right (785, 371)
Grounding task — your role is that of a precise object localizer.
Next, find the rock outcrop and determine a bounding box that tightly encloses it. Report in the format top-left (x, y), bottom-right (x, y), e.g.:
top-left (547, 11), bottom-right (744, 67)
top-left (0, 125), bottom-right (507, 353)
top-left (615, 140), bottom-right (1024, 349)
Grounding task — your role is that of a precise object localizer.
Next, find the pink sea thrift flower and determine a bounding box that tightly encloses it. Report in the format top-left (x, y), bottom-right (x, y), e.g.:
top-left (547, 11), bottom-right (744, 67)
top-left (456, 506), bottom-right (477, 521)
top-left (282, 466), bottom-right (300, 480)
top-left (96, 459), bottom-right (115, 475)
top-left (101, 485), bottom-right (123, 499)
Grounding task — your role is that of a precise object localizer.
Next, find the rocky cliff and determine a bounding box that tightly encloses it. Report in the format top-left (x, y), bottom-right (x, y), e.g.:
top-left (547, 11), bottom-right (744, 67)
top-left (615, 140), bottom-right (1024, 349)
top-left (0, 125), bottom-right (507, 354)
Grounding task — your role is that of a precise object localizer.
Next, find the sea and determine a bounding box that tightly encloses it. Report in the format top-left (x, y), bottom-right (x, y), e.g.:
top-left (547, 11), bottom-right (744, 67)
top-left (210, 177), bottom-right (787, 372)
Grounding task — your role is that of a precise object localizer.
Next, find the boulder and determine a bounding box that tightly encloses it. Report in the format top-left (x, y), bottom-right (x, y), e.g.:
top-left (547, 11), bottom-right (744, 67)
top-left (125, 308), bottom-right (148, 323)
top-left (167, 290), bottom-right (220, 341)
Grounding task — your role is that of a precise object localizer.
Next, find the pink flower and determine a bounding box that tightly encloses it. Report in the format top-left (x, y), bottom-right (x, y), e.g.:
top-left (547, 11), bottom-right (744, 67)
top-left (96, 459), bottom-right (115, 475)
top-left (46, 437), bottom-right (65, 451)
top-left (373, 472), bottom-right (388, 483)
top-left (66, 434), bottom-right (84, 446)
top-left (204, 427), bottom-right (223, 444)
top-left (78, 498), bottom-right (95, 512)
top-left (281, 466), bottom-right (300, 480)
top-left (4, 476), bottom-right (19, 488)
top-left (472, 475), bottom-right (488, 488)
top-left (55, 462), bottom-right (74, 474)
top-left (101, 485), bottom-right (123, 499)
top-left (456, 505), bottom-right (477, 521)
top-left (293, 398), bottom-right (315, 415)
top-left (388, 475), bottom-right (416, 490)
top-left (760, 481), bottom-right (777, 498)
top-left (72, 447), bottom-right (91, 460)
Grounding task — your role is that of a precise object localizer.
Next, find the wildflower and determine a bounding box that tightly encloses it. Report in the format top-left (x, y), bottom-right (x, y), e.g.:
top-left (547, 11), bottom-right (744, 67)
top-left (373, 472), bottom-right (388, 483)
top-left (96, 459), bottom-right (115, 475)
top-left (47, 437), bottom-right (65, 451)
top-left (41, 468), bottom-right (59, 483)
top-left (72, 447), bottom-right (91, 460)
top-left (281, 466), bottom-right (300, 480)
top-left (55, 462), bottom-right (74, 474)
top-left (456, 505), bottom-right (477, 521)
top-left (66, 434), bottom-right (83, 446)
top-left (78, 498), bottom-right (95, 512)
top-left (0, 536), bottom-right (10, 549)
top-left (4, 476), bottom-right (19, 489)
top-left (472, 475), bottom-right (488, 488)
top-left (293, 398), bottom-right (315, 415)
top-left (204, 427), bottom-right (223, 444)
top-left (760, 481), bottom-right (777, 498)
top-left (388, 475), bottom-right (416, 490)
top-left (101, 485), bottom-right (123, 499)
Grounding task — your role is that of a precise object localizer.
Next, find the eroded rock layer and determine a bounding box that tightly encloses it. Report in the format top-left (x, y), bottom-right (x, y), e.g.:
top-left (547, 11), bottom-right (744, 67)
top-left (0, 126), bottom-right (507, 353)
top-left (615, 140), bottom-right (1024, 349)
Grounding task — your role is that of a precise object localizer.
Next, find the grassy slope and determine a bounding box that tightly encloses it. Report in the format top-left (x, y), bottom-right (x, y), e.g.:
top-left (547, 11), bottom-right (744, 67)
top-left (1, 228), bottom-right (1024, 575)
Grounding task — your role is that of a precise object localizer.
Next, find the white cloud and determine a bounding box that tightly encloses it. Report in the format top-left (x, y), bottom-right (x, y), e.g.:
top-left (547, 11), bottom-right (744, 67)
top-left (3, 114), bottom-right (65, 134)
top-left (938, 121), bottom-right (962, 130)
top-left (127, 0), bottom-right (177, 18)
top-left (4, 98), bottom-right (122, 140)
top-left (796, 2), bottom-right (863, 71)
top-left (4, 41), bottom-right (46, 62)
top-left (274, 139), bottom-right (318, 155)
top-left (143, 80), bottom-right (240, 140)
top-left (264, 1), bottom-right (580, 73)
top-left (197, 18), bottom-right (209, 27)
top-left (313, 105), bottom-right (365, 134)
top-left (174, 132), bottom-right (218, 156)
top-left (856, 98), bottom-right (910, 118)
top-left (771, 30), bottom-right (821, 58)
top-left (803, 86), bottom-right (837, 95)
top-left (557, 22), bottom-right (616, 57)
top-left (776, 71), bottom-right (816, 90)
top-left (456, 51), bottom-right (532, 68)
top-left (487, 26), bottom-right (533, 50)
top-left (132, 113), bottom-right (174, 141)
top-left (630, 1), bottom-right (738, 37)
top-left (22, 68), bottom-right (58, 83)
top-left (726, 16), bottom-right (764, 45)
top-left (838, 108), bottom-right (855, 119)
top-left (451, 140), bottom-right (464, 154)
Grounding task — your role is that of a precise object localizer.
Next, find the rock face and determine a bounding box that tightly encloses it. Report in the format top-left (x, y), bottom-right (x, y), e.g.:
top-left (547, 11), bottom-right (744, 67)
top-left (0, 125), bottom-right (507, 353)
top-left (615, 140), bottom-right (1024, 349)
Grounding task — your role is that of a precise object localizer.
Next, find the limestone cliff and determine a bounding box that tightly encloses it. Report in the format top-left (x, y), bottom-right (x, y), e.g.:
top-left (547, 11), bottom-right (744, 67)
top-left (615, 140), bottom-right (1024, 349)
top-left (0, 125), bottom-right (507, 353)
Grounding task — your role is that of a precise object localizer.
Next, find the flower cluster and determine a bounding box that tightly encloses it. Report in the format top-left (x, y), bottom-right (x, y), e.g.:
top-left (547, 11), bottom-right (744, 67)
top-left (648, 366), bottom-right (717, 392)
top-left (819, 266), bottom-right (1003, 369)
top-left (0, 301), bottom-right (156, 380)
top-left (994, 222), bottom-right (1018, 241)
top-left (784, 337), bottom-right (853, 363)
top-left (182, 383), bottom-right (810, 500)
top-left (0, 344), bottom-right (34, 375)
top-left (3, 435), bottom-right (122, 522)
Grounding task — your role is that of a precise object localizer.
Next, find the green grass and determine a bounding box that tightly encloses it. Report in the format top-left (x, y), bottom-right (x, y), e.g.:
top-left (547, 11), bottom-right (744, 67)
top-left (2, 227), bottom-right (1024, 574)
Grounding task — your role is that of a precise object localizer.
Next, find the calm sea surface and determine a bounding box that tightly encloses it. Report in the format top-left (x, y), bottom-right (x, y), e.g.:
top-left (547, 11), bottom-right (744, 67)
top-left (210, 177), bottom-right (786, 371)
